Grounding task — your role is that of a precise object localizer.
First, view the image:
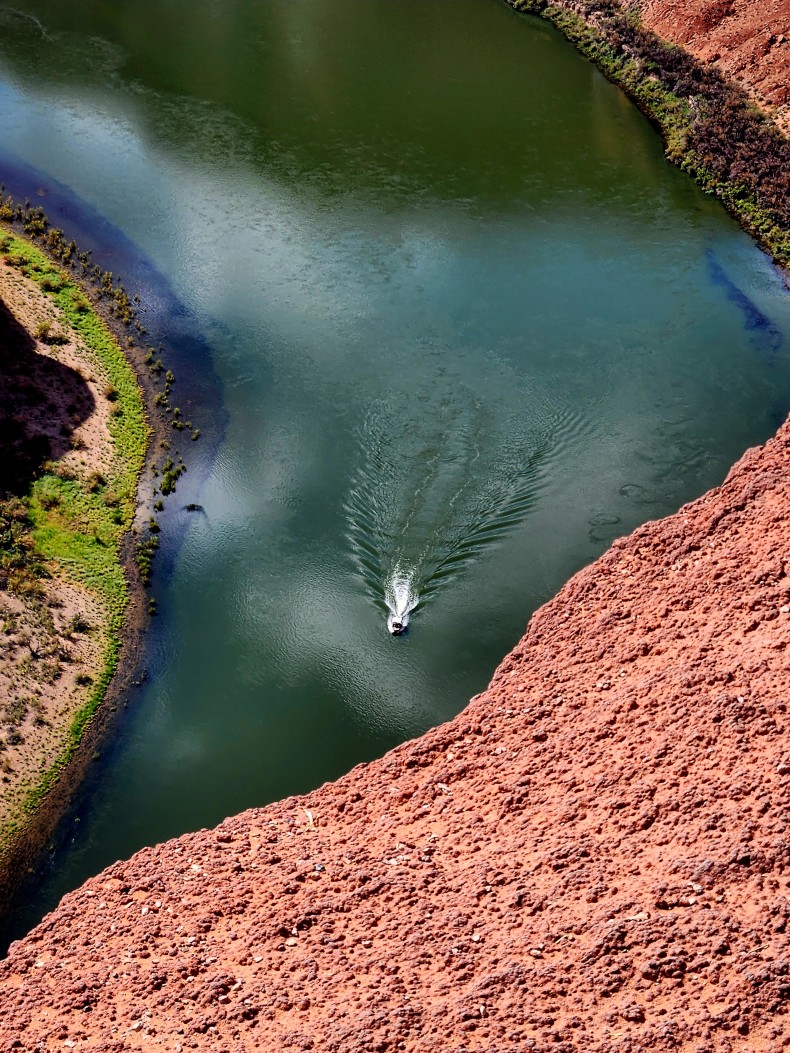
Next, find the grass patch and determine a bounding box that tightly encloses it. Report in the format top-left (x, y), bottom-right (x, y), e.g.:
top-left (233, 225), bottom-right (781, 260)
top-left (0, 228), bottom-right (148, 850)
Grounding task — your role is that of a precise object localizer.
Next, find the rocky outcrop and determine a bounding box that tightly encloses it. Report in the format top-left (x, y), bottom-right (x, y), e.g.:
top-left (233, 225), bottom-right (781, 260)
top-left (2, 405), bottom-right (790, 1049)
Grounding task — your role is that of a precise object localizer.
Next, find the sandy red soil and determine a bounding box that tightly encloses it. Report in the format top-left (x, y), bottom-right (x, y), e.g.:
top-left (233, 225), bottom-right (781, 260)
top-left (637, 0), bottom-right (790, 133)
top-left (2, 406), bottom-right (790, 1050)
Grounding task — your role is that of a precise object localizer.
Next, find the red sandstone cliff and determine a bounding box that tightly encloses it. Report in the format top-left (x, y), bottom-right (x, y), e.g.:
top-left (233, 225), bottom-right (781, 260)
top-left (2, 408), bottom-right (790, 1050)
top-left (636, 0), bottom-right (790, 134)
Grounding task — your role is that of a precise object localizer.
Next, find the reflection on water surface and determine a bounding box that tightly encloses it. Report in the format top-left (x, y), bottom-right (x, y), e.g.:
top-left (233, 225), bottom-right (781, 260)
top-left (0, 0), bottom-right (789, 946)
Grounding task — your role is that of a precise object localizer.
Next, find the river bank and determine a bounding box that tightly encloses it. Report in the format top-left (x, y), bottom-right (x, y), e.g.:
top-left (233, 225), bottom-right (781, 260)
top-left (3, 381), bottom-right (789, 1051)
top-left (505, 0), bottom-right (790, 271)
top-left (0, 225), bottom-right (152, 903)
top-left (0, 165), bottom-right (223, 926)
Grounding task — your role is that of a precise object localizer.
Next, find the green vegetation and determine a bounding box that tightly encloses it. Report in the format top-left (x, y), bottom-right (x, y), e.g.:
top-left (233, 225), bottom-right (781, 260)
top-left (0, 194), bottom-right (197, 591)
top-left (136, 535), bottom-right (159, 586)
top-left (0, 499), bottom-right (42, 596)
top-left (0, 193), bottom-right (199, 447)
top-left (508, 0), bottom-right (790, 268)
top-left (1, 235), bottom-right (148, 486)
top-left (0, 185), bottom-right (203, 881)
top-left (158, 457), bottom-right (186, 497)
top-left (0, 229), bottom-right (147, 847)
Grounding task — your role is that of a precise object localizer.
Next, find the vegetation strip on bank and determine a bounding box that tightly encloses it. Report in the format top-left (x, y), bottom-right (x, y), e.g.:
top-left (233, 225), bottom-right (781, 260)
top-left (0, 228), bottom-right (148, 856)
top-left (0, 188), bottom-right (206, 902)
top-left (0, 191), bottom-right (200, 892)
top-left (506, 0), bottom-right (790, 269)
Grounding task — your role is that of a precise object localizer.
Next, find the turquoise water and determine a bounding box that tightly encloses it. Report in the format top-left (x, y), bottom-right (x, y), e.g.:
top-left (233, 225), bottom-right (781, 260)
top-left (0, 0), bottom-right (789, 945)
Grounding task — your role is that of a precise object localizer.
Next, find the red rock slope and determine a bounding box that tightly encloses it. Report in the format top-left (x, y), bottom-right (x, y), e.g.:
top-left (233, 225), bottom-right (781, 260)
top-left (637, 0), bottom-right (790, 134)
top-left (3, 414), bottom-right (790, 1051)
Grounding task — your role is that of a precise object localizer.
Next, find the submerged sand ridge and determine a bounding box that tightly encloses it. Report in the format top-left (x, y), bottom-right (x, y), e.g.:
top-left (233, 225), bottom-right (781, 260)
top-left (2, 415), bottom-right (789, 1049)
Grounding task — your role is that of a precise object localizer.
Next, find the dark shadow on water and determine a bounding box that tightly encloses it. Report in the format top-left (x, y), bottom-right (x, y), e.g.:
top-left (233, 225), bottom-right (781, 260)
top-left (0, 294), bottom-right (95, 495)
top-left (706, 248), bottom-right (784, 364)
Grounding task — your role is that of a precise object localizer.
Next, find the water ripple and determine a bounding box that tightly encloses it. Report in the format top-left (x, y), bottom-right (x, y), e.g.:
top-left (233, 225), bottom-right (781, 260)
top-left (344, 376), bottom-right (587, 633)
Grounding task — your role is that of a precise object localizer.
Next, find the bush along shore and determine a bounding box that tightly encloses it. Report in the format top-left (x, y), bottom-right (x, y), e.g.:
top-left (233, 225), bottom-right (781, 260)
top-left (505, 0), bottom-right (790, 270)
top-left (0, 195), bottom-right (197, 901)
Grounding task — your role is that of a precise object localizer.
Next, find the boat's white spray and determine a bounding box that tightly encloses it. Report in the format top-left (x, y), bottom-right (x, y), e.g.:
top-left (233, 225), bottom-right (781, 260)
top-left (384, 566), bottom-right (419, 635)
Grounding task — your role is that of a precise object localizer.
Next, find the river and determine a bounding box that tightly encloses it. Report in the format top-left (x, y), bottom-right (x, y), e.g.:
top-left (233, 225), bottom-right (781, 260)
top-left (1, 0), bottom-right (789, 946)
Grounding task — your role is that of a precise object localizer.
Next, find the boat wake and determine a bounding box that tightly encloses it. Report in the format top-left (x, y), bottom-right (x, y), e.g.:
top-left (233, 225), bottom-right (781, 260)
top-left (384, 567), bottom-right (419, 635)
top-left (344, 375), bottom-right (586, 635)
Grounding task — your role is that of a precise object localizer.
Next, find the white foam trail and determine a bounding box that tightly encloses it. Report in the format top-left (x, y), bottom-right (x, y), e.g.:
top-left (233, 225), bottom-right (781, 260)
top-left (344, 365), bottom-right (593, 637)
top-left (385, 567), bottom-right (419, 635)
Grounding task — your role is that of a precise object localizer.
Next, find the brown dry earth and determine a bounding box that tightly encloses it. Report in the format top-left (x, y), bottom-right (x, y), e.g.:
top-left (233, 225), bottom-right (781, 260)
top-left (636, 0), bottom-right (790, 134)
top-left (2, 420), bottom-right (790, 1050)
top-left (0, 261), bottom-right (117, 836)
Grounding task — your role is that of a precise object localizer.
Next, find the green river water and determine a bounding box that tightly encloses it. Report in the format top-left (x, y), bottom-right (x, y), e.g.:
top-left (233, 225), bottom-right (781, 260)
top-left (1, 0), bottom-right (789, 945)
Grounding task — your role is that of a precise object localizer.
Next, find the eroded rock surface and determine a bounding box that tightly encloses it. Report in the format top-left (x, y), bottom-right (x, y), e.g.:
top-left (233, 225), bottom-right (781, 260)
top-left (2, 413), bottom-right (790, 1049)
